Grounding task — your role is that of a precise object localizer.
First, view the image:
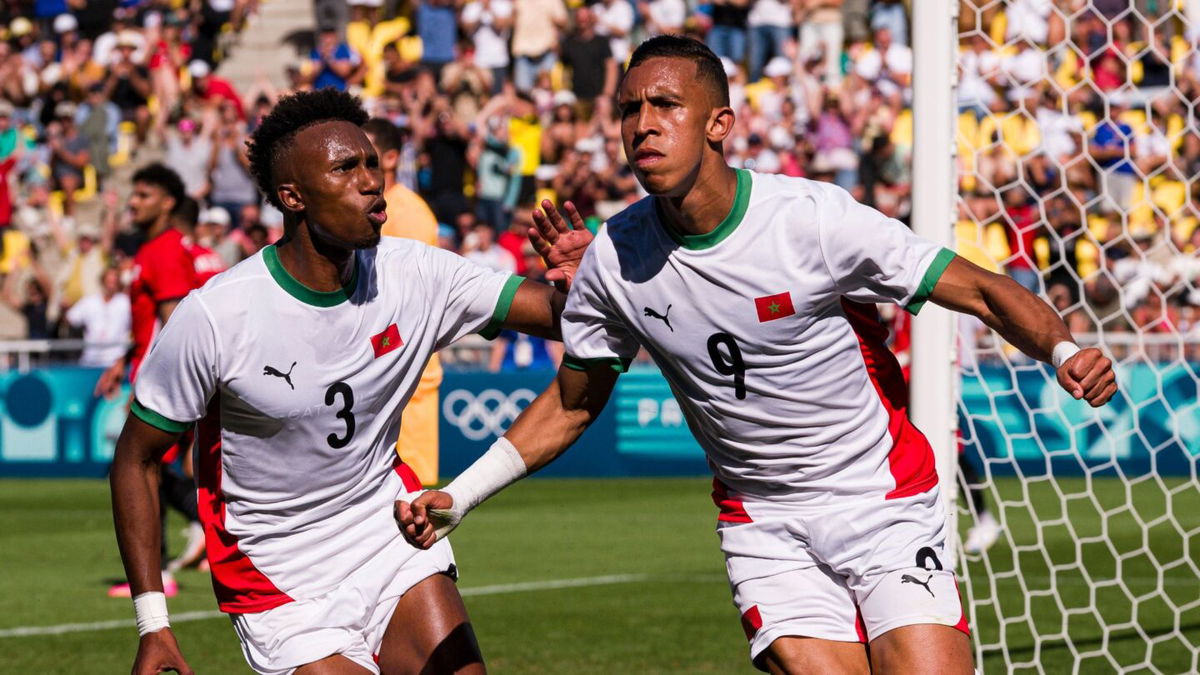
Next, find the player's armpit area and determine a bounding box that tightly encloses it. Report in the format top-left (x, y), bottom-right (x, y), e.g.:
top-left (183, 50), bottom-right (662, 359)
top-left (489, 278), bottom-right (567, 342)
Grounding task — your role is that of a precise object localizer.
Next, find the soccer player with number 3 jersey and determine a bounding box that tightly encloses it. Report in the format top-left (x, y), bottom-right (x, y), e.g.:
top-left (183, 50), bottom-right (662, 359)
top-left (110, 89), bottom-right (570, 675)
top-left (398, 36), bottom-right (1118, 673)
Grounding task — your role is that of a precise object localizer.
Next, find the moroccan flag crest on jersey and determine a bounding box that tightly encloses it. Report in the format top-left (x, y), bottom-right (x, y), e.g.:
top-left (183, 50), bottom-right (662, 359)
top-left (370, 324), bottom-right (403, 358)
top-left (755, 291), bottom-right (795, 322)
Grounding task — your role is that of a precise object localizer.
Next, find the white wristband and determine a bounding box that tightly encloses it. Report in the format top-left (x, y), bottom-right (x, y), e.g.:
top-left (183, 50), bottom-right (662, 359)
top-left (429, 437), bottom-right (527, 541)
top-left (133, 591), bottom-right (170, 636)
top-left (1052, 341), bottom-right (1081, 370)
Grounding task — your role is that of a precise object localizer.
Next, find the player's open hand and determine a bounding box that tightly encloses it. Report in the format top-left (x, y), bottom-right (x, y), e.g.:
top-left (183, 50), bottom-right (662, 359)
top-left (1057, 347), bottom-right (1117, 407)
top-left (133, 628), bottom-right (193, 675)
top-left (395, 490), bottom-right (460, 550)
top-left (529, 199), bottom-right (593, 293)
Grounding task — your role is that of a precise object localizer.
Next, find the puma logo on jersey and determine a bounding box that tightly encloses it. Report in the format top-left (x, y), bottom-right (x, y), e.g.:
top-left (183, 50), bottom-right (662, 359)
top-left (644, 305), bottom-right (673, 332)
top-left (901, 573), bottom-right (935, 597)
top-left (263, 362), bottom-right (297, 390)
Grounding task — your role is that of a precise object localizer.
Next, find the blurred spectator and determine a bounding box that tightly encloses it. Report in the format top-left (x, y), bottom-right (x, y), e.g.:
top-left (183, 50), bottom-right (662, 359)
top-left (640, 0), bottom-right (687, 37)
top-left (310, 28), bottom-right (362, 92)
top-left (190, 60), bottom-right (244, 118)
top-left (462, 222), bottom-right (516, 273)
top-left (595, 0), bottom-right (636, 69)
top-left (707, 0), bottom-right (751, 65)
top-left (511, 0), bottom-right (568, 93)
top-left (798, 0), bottom-right (844, 86)
top-left (47, 102), bottom-right (90, 216)
top-left (747, 0), bottom-right (793, 82)
top-left (64, 266), bottom-right (129, 368)
top-left (418, 0), bottom-right (459, 80)
top-left (165, 117), bottom-right (214, 201)
top-left (561, 7), bottom-right (617, 116)
top-left (461, 0), bottom-right (515, 94)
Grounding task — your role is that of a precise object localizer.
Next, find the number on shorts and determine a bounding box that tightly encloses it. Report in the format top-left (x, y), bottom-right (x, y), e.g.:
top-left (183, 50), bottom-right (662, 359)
top-left (916, 546), bottom-right (943, 571)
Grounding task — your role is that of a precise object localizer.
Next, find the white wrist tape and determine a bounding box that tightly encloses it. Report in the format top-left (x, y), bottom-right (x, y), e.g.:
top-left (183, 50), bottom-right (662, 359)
top-left (133, 591), bottom-right (170, 636)
top-left (432, 437), bottom-right (527, 540)
top-left (1052, 341), bottom-right (1081, 369)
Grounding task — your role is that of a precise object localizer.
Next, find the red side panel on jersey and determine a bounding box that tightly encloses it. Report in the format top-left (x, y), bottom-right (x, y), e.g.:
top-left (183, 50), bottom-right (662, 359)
top-left (711, 478), bottom-right (754, 523)
top-left (196, 394), bottom-right (294, 613)
top-left (392, 455), bottom-right (423, 492)
top-left (741, 605), bottom-right (763, 640)
top-left (840, 299), bottom-right (938, 500)
top-left (854, 606), bottom-right (868, 643)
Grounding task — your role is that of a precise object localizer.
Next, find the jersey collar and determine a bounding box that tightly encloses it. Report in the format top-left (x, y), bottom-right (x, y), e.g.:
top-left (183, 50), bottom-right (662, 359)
top-left (262, 244), bottom-right (359, 308)
top-left (658, 168), bottom-right (752, 251)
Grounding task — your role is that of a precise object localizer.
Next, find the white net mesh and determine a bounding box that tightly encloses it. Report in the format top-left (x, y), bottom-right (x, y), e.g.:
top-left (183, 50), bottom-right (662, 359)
top-left (953, 1), bottom-right (1200, 672)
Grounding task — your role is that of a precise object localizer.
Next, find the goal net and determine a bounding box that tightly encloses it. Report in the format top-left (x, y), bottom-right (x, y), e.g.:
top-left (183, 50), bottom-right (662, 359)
top-left (951, 1), bottom-right (1200, 672)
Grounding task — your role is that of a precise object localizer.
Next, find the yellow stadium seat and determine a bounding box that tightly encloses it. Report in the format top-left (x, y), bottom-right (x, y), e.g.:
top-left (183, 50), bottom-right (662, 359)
top-left (1152, 179), bottom-right (1186, 217)
top-left (1034, 236), bottom-right (1050, 269)
top-left (891, 109), bottom-right (913, 147)
top-left (398, 35), bottom-right (422, 63)
top-left (1167, 113), bottom-right (1184, 153)
top-left (1054, 52), bottom-right (1080, 89)
top-left (1126, 41), bottom-right (1145, 84)
top-left (49, 164), bottom-right (98, 212)
top-left (1087, 214), bottom-right (1110, 242)
top-left (1171, 35), bottom-right (1189, 68)
top-left (1173, 216), bottom-right (1198, 247)
top-left (958, 111), bottom-right (980, 152)
top-left (1117, 109), bottom-right (1147, 136)
top-left (990, 11), bottom-right (1007, 46)
top-left (985, 222), bottom-right (1011, 263)
top-left (1076, 238), bottom-right (1099, 278)
top-left (1128, 181), bottom-right (1154, 230)
top-left (955, 220), bottom-right (1001, 272)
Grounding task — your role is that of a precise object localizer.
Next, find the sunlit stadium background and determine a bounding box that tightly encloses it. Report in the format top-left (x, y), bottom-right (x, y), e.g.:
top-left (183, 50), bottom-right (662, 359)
top-left (1, 0), bottom-right (1198, 672)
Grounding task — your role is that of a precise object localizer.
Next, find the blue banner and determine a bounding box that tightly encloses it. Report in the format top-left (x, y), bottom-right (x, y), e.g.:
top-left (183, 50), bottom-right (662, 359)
top-left (2, 363), bottom-right (1196, 478)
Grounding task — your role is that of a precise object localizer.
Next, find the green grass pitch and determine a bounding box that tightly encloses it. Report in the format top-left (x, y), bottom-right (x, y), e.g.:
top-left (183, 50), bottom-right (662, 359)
top-left (0, 477), bottom-right (1196, 673)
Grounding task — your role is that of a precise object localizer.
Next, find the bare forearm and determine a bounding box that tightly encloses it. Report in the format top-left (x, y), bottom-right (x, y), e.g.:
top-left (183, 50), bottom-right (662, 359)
top-left (110, 450), bottom-right (164, 595)
top-left (503, 380), bottom-right (596, 473)
top-left (502, 281), bottom-right (565, 341)
top-left (934, 260), bottom-right (1073, 362)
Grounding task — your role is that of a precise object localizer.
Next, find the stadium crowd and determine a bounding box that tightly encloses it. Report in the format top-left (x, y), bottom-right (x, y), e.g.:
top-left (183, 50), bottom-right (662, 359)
top-left (0, 0), bottom-right (1198, 359)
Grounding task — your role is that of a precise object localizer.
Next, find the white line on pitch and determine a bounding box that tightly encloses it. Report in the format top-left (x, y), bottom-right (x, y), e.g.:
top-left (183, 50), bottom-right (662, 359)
top-left (0, 574), bottom-right (651, 639)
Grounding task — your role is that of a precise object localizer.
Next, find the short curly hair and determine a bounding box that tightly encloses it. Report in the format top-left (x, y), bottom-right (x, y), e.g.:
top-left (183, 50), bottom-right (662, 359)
top-left (131, 163), bottom-right (186, 209)
top-left (247, 88), bottom-right (370, 210)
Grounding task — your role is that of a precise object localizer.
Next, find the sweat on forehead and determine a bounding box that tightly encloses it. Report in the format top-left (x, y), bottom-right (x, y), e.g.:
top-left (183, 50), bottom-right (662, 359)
top-left (622, 55), bottom-right (729, 108)
top-left (247, 88), bottom-right (369, 208)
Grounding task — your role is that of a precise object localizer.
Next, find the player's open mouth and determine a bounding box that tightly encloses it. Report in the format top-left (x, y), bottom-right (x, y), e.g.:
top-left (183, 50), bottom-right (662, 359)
top-left (366, 200), bottom-right (387, 226)
top-left (634, 149), bottom-right (664, 168)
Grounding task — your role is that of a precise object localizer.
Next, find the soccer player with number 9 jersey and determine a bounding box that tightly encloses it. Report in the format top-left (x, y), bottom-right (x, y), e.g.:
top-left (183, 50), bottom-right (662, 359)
top-left (398, 36), bottom-right (1118, 673)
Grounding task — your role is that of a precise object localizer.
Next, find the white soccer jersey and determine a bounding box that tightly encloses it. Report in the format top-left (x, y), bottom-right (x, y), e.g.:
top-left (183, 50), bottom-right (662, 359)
top-left (562, 170), bottom-right (955, 506)
top-left (132, 239), bottom-right (521, 613)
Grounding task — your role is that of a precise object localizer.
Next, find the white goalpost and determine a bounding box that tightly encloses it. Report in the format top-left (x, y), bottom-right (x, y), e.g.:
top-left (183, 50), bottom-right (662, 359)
top-left (912, 1), bottom-right (1200, 672)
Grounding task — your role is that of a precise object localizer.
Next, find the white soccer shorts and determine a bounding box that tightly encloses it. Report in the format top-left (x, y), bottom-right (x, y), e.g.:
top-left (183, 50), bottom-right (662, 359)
top-left (231, 538), bottom-right (456, 675)
top-left (716, 485), bottom-right (969, 669)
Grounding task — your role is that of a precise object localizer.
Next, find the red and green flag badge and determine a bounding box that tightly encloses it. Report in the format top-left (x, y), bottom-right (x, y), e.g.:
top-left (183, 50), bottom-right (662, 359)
top-left (754, 292), bottom-right (795, 322)
top-left (370, 324), bottom-right (403, 358)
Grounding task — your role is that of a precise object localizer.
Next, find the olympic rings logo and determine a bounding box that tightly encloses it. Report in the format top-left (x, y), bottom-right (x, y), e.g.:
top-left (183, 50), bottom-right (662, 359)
top-left (442, 388), bottom-right (537, 441)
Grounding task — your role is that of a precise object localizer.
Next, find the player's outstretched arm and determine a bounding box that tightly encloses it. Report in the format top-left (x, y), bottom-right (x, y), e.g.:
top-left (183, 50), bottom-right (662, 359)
top-left (110, 416), bottom-right (195, 675)
top-left (397, 364), bottom-right (619, 548)
top-left (501, 280), bottom-right (567, 341)
top-left (928, 255), bottom-right (1117, 407)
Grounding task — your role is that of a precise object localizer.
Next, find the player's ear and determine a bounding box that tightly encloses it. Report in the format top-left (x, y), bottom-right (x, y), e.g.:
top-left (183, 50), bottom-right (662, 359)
top-left (276, 183), bottom-right (304, 213)
top-left (706, 105), bottom-right (736, 144)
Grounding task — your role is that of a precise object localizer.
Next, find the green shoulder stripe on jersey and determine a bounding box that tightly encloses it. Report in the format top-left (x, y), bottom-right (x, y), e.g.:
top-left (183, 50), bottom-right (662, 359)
top-left (263, 245), bottom-right (359, 308)
top-left (662, 169), bottom-right (752, 251)
top-left (131, 399), bottom-right (192, 434)
top-left (562, 354), bottom-right (633, 373)
top-left (905, 248), bottom-right (957, 315)
top-left (480, 275), bottom-right (525, 340)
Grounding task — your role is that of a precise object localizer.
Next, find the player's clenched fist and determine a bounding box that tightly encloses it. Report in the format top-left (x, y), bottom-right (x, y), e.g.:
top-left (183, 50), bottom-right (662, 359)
top-left (133, 628), bottom-right (193, 675)
top-left (396, 490), bottom-right (461, 549)
top-left (1057, 347), bottom-right (1117, 407)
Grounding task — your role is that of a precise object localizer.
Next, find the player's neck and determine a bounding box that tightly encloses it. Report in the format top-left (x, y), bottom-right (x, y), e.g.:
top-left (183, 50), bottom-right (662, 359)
top-left (274, 226), bottom-right (356, 293)
top-left (656, 164), bottom-right (739, 237)
top-left (144, 215), bottom-right (173, 240)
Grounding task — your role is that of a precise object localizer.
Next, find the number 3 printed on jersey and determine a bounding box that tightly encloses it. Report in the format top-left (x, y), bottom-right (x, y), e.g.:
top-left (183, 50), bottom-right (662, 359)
top-left (707, 333), bottom-right (747, 400)
top-left (325, 382), bottom-right (356, 448)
